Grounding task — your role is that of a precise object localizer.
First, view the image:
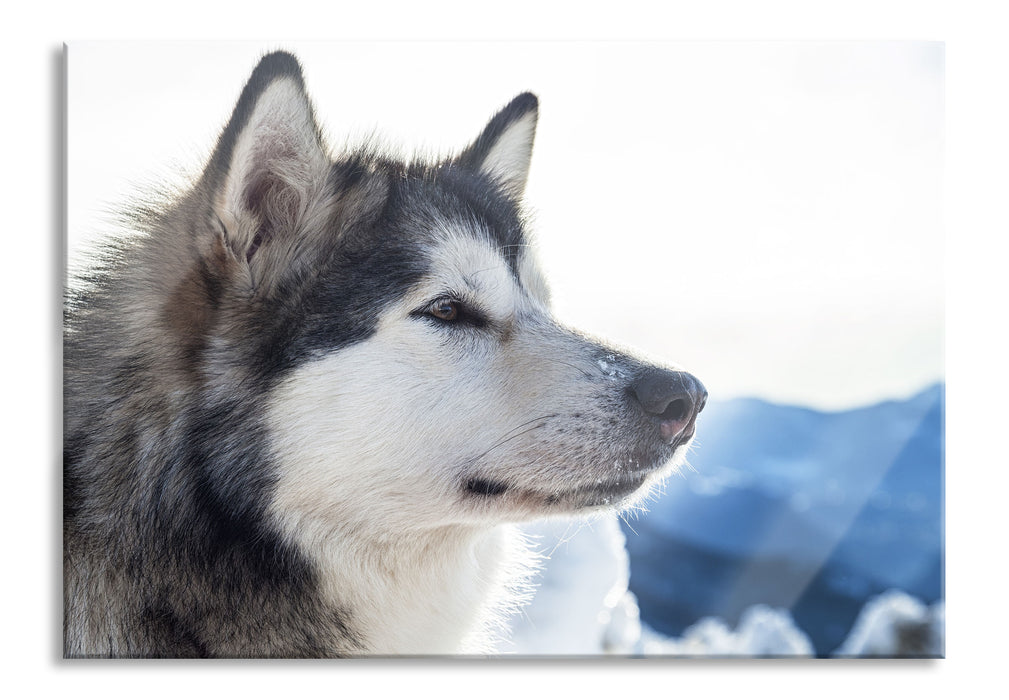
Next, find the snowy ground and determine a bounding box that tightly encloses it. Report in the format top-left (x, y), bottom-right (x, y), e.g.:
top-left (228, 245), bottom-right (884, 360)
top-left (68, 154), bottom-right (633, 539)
top-left (505, 513), bottom-right (944, 657)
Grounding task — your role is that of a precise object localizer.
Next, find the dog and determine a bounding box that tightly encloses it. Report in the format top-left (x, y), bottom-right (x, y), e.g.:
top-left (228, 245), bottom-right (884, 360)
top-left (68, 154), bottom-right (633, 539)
top-left (63, 51), bottom-right (706, 657)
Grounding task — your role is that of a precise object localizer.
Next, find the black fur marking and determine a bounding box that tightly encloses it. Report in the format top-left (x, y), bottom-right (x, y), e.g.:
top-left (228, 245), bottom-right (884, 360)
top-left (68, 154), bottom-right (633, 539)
top-left (466, 478), bottom-right (509, 497)
top-left (378, 164), bottom-right (528, 280)
top-left (236, 148), bottom-right (533, 380)
top-left (140, 602), bottom-right (211, 658)
top-left (255, 223), bottom-right (430, 380)
top-left (173, 400), bottom-right (313, 588)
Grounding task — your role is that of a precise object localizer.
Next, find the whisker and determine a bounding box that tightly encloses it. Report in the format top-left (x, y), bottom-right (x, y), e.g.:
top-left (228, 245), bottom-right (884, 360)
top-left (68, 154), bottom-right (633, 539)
top-left (497, 413), bottom-right (559, 441)
top-left (541, 357), bottom-right (594, 379)
top-left (545, 521), bottom-right (577, 557)
top-left (460, 414), bottom-right (558, 470)
top-left (619, 512), bottom-right (640, 537)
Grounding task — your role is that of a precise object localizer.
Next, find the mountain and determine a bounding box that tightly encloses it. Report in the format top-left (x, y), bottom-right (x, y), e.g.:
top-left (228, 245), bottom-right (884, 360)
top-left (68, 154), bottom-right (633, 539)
top-left (621, 383), bottom-right (944, 655)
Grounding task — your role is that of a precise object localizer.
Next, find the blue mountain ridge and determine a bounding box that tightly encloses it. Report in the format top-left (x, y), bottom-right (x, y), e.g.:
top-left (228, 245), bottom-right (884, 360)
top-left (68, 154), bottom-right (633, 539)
top-left (621, 383), bottom-right (944, 655)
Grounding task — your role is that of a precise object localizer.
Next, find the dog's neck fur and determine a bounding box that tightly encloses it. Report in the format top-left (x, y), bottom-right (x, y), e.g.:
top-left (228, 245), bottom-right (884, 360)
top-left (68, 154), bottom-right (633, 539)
top-left (302, 522), bottom-right (531, 655)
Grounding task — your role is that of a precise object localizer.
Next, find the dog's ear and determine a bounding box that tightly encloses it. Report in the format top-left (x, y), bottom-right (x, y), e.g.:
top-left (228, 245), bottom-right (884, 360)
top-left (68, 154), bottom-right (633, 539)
top-left (456, 93), bottom-right (538, 198)
top-left (206, 52), bottom-right (331, 285)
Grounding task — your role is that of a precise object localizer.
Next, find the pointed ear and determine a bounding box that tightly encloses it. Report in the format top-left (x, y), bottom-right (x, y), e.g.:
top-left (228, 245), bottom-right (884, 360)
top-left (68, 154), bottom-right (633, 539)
top-left (456, 92), bottom-right (538, 198)
top-left (207, 52), bottom-right (330, 269)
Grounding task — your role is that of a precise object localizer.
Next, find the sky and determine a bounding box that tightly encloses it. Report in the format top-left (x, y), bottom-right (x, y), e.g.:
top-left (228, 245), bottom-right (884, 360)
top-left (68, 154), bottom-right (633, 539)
top-left (67, 41), bottom-right (944, 410)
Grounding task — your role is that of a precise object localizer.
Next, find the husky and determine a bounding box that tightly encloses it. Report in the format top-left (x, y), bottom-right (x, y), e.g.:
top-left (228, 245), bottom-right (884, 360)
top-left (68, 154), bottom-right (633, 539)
top-left (63, 51), bottom-right (706, 658)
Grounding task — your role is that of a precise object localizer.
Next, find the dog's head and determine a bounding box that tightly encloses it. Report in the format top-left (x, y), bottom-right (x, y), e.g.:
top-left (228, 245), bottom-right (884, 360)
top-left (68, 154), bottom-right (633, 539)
top-left (168, 53), bottom-right (705, 536)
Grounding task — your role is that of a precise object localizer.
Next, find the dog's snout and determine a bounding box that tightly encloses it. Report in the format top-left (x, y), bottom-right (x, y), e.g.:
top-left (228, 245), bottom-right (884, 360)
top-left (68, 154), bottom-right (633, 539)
top-left (629, 368), bottom-right (707, 444)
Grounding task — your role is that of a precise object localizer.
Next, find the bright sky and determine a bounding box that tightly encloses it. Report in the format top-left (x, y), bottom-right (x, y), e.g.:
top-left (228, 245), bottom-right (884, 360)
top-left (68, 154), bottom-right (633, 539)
top-left (67, 41), bottom-right (943, 410)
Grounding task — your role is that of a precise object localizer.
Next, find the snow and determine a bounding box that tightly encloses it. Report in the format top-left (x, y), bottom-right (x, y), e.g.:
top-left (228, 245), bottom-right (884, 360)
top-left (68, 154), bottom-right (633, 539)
top-left (595, 355), bottom-right (627, 381)
top-left (834, 589), bottom-right (945, 657)
top-left (638, 606), bottom-right (815, 657)
top-left (505, 515), bottom-right (943, 657)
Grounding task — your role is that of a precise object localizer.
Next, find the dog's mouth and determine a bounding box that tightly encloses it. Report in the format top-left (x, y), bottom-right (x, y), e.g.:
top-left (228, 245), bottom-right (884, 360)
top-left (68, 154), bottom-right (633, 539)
top-left (465, 470), bottom-right (654, 511)
top-left (461, 424), bottom-right (694, 514)
top-left (547, 473), bottom-right (652, 509)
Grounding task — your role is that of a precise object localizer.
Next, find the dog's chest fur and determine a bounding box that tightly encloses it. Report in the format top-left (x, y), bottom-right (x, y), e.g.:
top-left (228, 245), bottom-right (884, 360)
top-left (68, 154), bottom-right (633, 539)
top-left (306, 525), bottom-right (530, 654)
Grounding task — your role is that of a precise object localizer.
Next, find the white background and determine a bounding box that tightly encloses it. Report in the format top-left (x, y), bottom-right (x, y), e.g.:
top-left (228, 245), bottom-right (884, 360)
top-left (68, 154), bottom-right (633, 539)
top-left (5, 1), bottom-right (1008, 698)
top-left (68, 41), bottom-right (943, 410)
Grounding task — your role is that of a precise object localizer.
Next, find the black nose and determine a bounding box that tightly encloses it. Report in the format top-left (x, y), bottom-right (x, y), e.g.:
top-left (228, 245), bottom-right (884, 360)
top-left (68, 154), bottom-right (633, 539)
top-left (629, 368), bottom-right (707, 444)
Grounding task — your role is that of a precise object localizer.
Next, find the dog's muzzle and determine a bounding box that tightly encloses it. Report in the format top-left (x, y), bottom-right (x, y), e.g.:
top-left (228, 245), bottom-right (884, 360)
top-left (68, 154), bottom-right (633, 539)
top-left (628, 368), bottom-right (707, 446)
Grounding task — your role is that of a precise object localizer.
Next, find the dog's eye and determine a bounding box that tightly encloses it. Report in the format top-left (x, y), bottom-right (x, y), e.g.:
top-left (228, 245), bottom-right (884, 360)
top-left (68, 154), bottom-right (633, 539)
top-left (413, 297), bottom-right (488, 328)
top-left (428, 299), bottom-right (460, 322)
